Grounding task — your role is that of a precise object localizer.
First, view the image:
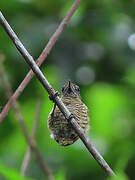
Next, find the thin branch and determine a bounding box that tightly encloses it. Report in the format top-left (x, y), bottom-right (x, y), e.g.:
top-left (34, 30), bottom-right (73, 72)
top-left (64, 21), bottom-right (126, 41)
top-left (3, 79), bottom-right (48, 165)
top-left (32, 98), bottom-right (42, 139)
top-left (0, 57), bottom-right (53, 180)
top-left (0, 11), bottom-right (115, 177)
top-left (21, 146), bottom-right (31, 176)
top-left (0, 0), bottom-right (83, 121)
top-left (21, 98), bottom-right (42, 176)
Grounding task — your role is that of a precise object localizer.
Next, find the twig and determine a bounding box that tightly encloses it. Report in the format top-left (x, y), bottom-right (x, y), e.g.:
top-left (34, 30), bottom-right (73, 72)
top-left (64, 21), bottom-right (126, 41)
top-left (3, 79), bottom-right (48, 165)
top-left (21, 146), bottom-right (31, 176)
top-left (21, 98), bottom-right (42, 176)
top-left (0, 57), bottom-right (53, 180)
top-left (0, 11), bottom-right (115, 177)
top-left (0, 0), bottom-right (83, 121)
top-left (32, 98), bottom-right (42, 139)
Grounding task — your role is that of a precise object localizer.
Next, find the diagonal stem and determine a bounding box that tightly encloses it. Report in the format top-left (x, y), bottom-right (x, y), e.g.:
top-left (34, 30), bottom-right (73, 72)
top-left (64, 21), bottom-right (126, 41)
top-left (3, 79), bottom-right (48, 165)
top-left (0, 57), bottom-right (53, 180)
top-left (0, 0), bottom-right (83, 121)
top-left (0, 11), bottom-right (115, 177)
top-left (21, 98), bottom-right (42, 176)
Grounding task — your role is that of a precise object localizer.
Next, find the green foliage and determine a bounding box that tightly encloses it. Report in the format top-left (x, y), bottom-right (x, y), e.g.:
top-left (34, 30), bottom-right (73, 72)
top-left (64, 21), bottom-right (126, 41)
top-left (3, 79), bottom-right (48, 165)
top-left (0, 163), bottom-right (35, 180)
top-left (108, 172), bottom-right (129, 180)
top-left (86, 83), bottom-right (128, 139)
top-left (55, 171), bottom-right (66, 180)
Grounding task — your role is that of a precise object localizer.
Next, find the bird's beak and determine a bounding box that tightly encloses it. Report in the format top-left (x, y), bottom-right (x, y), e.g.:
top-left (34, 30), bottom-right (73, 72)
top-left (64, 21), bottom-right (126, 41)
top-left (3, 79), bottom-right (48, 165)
top-left (67, 80), bottom-right (74, 93)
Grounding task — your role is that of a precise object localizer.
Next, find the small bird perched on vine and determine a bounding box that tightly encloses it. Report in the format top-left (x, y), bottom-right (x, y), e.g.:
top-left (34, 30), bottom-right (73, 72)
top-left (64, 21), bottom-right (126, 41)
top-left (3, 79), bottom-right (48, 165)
top-left (48, 81), bottom-right (89, 146)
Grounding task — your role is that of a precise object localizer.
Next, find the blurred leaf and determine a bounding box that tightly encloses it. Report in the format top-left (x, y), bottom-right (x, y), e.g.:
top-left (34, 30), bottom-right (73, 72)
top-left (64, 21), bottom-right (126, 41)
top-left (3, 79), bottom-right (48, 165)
top-left (107, 172), bottom-right (129, 180)
top-left (85, 83), bottom-right (128, 140)
top-left (124, 65), bottom-right (135, 87)
top-left (0, 163), bottom-right (35, 180)
top-left (114, 142), bottom-right (134, 172)
top-left (55, 171), bottom-right (66, 180)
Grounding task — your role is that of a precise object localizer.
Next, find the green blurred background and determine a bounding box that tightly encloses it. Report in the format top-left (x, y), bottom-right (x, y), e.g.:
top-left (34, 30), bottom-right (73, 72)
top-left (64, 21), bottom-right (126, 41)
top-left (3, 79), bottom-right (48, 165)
top-left (0, 0), bottom-right (135, 179)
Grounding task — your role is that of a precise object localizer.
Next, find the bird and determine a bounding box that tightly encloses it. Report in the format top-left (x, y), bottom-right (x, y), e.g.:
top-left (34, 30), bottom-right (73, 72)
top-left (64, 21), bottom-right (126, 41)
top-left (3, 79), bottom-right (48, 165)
top-left (48, 81), bottom-right (89, 146)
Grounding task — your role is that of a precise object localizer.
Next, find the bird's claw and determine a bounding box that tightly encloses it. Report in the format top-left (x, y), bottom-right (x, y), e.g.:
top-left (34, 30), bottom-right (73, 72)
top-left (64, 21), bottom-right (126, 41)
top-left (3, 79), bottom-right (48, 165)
top-left (68, 113), bottom-right (75, 120)
top-left (49, 91), bottom-right (59, 103)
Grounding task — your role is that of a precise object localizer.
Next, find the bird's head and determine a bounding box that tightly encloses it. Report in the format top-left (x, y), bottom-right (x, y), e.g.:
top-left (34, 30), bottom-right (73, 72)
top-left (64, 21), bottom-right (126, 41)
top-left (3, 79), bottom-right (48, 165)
top-left (61, 81), bottom-right (80, 98)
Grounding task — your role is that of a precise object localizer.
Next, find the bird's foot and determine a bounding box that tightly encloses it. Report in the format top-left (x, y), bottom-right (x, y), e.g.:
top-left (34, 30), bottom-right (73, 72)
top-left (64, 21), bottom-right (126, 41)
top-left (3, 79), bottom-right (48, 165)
top-left (68, 113), bottom-right (75, 120)
top-left (49, 91), bottom-right (59, 103)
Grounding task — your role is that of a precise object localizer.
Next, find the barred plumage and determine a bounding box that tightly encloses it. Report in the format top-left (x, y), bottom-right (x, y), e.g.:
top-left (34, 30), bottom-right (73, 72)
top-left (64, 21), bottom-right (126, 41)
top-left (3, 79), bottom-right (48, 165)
top-left (48, 81), bottom-right (90, 146)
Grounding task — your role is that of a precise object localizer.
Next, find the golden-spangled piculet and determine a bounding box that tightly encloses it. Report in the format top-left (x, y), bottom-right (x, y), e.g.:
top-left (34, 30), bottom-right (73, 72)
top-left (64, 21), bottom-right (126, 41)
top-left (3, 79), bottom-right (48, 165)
top-left (48, 81), bottom-right (90, 146)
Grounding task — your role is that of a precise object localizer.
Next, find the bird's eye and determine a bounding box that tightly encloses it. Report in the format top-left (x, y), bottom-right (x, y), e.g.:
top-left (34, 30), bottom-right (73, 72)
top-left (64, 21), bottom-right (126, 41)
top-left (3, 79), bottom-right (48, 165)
top-left (62, 87), bottom-right (65, 92)
top-left (75, 86), bottom-right (80, 92)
